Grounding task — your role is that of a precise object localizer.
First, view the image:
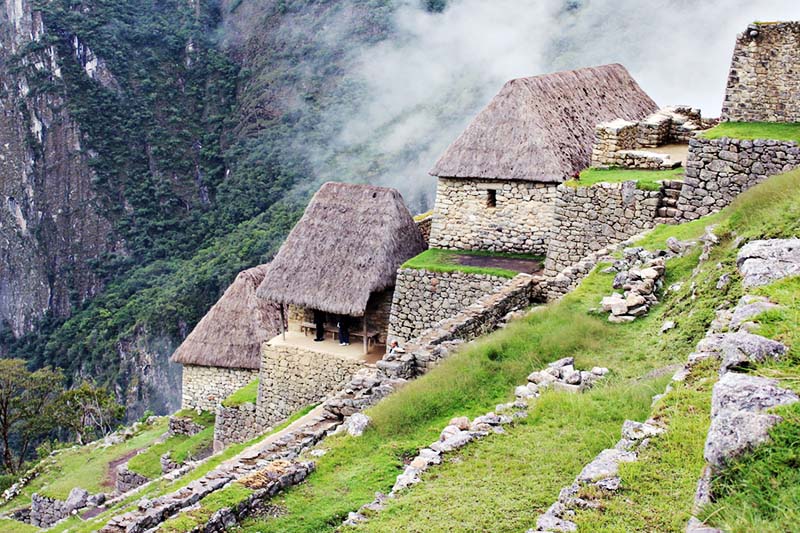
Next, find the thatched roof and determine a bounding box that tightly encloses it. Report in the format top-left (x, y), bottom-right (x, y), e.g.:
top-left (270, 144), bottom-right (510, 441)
top-left (171, 265), bottom-right (282, 369)
top-left (256, 182), bottom-right (426, 316)
top-left (430, 64), bottom-right (658, 182)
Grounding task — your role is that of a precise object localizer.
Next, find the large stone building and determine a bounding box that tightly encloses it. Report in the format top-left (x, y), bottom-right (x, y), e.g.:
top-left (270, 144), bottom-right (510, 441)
top-left (427, 63), bottom-right (658, 256)
top-left (721, 21), bottom-right (800, 122)
top-left (255, 182), bottom-right (425, 426)
top-left (171, 265), bottom-right (282, 412)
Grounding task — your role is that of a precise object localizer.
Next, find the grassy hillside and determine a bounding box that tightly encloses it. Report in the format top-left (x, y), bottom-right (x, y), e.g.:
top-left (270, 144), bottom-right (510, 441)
top-left (223, 169), bottom-right (797, 532)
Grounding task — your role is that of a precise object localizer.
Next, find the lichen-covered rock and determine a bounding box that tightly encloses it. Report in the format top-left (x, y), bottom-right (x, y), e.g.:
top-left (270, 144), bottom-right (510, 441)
top-left (704, 373), bottom-right (798, 469)
top-left (729, 295), bottom-right (780, 331)
top-left (737, 238), bottom-right (800, 288)
top-left (718, 331), bottom-right (787, 374)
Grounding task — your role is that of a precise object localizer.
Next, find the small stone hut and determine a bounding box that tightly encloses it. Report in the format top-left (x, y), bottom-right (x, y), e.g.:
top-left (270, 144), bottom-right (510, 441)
top-left (428, 63), bottom-right (658, 255)
top-left (171, 265), bottom-right (282, 411)
top-left (254, 182), bottom-right (425, 425)
top-left (256, 182), bottom-right (426, 349)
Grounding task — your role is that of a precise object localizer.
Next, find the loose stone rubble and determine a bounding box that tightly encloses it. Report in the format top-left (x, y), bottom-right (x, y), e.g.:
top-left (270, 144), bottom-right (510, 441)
top-left (599, 247), bottom-right (669, 322)
top-left (343, 358), bottom-right (608, 528)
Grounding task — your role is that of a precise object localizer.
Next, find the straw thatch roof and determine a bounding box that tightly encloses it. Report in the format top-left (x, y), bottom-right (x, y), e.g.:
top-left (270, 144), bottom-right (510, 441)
top-left (430, 64), bottom-right (658, 182)
top-left (171, 264), bottom-right (282, 369)
top-left (256, 182), bottom-right (426, 316)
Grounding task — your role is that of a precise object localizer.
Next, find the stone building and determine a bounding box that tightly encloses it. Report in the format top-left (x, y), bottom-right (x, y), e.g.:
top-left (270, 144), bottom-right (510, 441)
top-left (721, 21), bottom-right (800, 122)
top-left (255, 182), bottom-right (425, 426)
top-left (171, 265), bottom-right (282, 412)
top-left (427, 63), bottom-right (658, 256)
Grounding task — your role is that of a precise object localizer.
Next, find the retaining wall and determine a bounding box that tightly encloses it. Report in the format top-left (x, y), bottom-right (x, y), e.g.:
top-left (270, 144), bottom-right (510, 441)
top-left (722, 22), bottom-right (800, 122)
top-left (180, 365), bottom-right (258, 412)
top-left (429, 178), bottom-right (558, 255)
top-left (544, 182), bottom-right (660, 275)
top-left (676, 137), bottom-right (800, 220)
top-left (388, 269), bottom-right (510, 344)
top-left (214, 402), bottom-right (259, 451)
top-left (379, 273), bottom-right (543, 378)
top-left (257, 344), bottom-right (364, 427)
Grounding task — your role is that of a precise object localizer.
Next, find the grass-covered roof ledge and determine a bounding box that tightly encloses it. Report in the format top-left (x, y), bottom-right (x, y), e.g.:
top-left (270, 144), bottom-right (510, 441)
top-left (256, 182), bottom-right (426, 317)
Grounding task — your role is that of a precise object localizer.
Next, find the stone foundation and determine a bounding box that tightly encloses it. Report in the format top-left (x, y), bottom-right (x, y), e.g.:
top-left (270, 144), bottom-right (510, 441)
top-left (429, 178), bottom-right (558, 255)
top-left (722, 22), bottom-right (800, 122)
top-left (676, 137), bottom-right (800, 220)
top-left (591, 106), bottom-right (706, 170)
top-left (180, 364), bottom-right (258, 412)
top-left (115, 463), bottom-right (150, 493)
top-left (257, 344), bottom-right (364, 427)
top-left (388, 269), bottom-right (510, 344)
top-left (214, 402), bottom-right (260, 451)
top-left (544, 182), bottom-right (661, 275)
top-left (168, 415), bottom-right (205, 436)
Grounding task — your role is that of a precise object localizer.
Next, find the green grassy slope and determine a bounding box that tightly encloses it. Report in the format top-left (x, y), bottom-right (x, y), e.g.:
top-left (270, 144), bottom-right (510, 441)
top-left (566, 167), bottom-right (684, 190)
top-left (232, 169), bottom-right (800, 533)
top-left (700, 121), bottom-right (800, 144)
top-left (403, 249), bottom-right (544, 278)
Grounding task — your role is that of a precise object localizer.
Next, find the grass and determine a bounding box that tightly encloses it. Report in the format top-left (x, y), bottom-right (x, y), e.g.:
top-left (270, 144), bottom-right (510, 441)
top-left (222, 379), bottom-right (259, 408)
top-left (0, 518), bottom-right (39, 533)
top-left (159, 482), bottom-right (253, 532)
top-left (234, 168), bottom-right (800, 533)
top-left (126, 426), bottom-right (215, 479)
top-left (402, 248), bottom-right (544, 279)
top-left (699, 121), bottom-right (800, 144)
top-left (566, 167), bottom-right (684, 191)
top-left (171, 408), bottom-right (215, 426)
top-left (413, 210), bottom-right (433, 221)
top-left (0, 417), bottom-right (169, 510)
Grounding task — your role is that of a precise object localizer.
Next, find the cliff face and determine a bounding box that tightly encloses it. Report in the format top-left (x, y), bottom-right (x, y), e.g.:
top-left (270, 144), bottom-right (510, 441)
top-left (0, 0), bottom-right (114, 337)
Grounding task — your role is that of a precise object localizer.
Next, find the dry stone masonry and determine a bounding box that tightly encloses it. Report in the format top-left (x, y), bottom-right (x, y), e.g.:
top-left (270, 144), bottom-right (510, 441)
top-left (344, 357), bottom-right (608, 528)
top-left (544, 182), bottom-right (661, 275)
top-left (214, 402), bottom-right (259, 451)
top-left (180, 365), bottom-right (257, 412)
top-left (591, 106), bottom-right (707, 169)
top-left (721, 22), bottom-right (800, 122)
top-left (429, 178), bottom-right (558, 255)
top-left (676, 137), bottom-right (800, 220)
top-left (257, 343), bottom-right (364, 427)
top-left (168, 415), bottom-right (206, 437)
top-left (388, 269), bottom-right (511, 344)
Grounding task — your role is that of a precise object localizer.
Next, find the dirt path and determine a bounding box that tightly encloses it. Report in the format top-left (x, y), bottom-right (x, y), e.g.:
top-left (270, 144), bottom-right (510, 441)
top-left (103, 449), bottom-right (140, 491)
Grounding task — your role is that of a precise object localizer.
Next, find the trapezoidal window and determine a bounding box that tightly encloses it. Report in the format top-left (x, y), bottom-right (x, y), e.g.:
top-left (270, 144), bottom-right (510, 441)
top-left (486, 189), bottom-right (497, 208)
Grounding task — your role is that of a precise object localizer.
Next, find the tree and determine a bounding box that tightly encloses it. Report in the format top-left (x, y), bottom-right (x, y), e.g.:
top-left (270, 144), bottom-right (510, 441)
top-left (56, 382), bottom-right (125, 445)
top-left (0, 360), bottom-right (64, 473)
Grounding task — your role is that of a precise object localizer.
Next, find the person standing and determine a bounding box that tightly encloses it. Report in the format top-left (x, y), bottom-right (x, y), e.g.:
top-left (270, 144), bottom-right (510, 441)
top-left (338, 315), bottom-right (350, 346)
top-left (313, 310), bottom-right (325, 342)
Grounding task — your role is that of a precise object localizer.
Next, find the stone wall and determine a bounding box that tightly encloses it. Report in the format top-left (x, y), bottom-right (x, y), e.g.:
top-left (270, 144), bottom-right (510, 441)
top-left (257, 344), bottom-right (364, 427)
top-left (591, 106), bottom-right (704, 170)
top-left (214, 403), bottom-right (259, 451)
top-left (116, 463), bottom-right (150, 493)
top-left (379, 273), bottom-right (544, 378)
top-left (168, 415), bottom-right (205, 436)
top-left (544, 182), bottom-right (661, 275)
top-left (429, 178), bottom-right (558, 255)
top-left (180, 365), bottom-right (258, 412)
top-left (676, 137), bottom-right (800, 220)
top-left (721, 22), bottom-right (800, 122)
top-left (415, 213), bottom-right (433, 246)
top-left (388, 269), bottom-right (510, 344)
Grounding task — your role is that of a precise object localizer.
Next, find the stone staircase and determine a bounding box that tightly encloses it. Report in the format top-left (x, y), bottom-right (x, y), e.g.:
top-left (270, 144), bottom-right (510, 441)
top-left (655, 180), bottom-right (684, 224)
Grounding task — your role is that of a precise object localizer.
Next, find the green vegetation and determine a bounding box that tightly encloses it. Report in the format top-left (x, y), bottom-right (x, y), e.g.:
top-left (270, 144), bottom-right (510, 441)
top-left (566, 167), bottom-right (684, 191)
top-left (223, 169), bottom-right (800, 532)
top-left (160, 482), bottom-right (253, 533)
top-left (402, 248), bottom-right (544, 279)
top-left (700, 121), bottom-right (800, 144)
top-left (222, 379), bottom-right (259, 408)
top-left (127, 427), bottom-right (214, 479)
top-left (413, 210), bottom-right (433, 221)
top-left (0, 418), bottom-right (168, 510)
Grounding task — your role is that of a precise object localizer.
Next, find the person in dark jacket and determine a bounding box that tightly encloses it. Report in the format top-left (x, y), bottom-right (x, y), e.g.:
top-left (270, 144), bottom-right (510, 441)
top-left (313, 310), bottom-right (325, 342)
top-left (338, 315), bottom-right (350, 346)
